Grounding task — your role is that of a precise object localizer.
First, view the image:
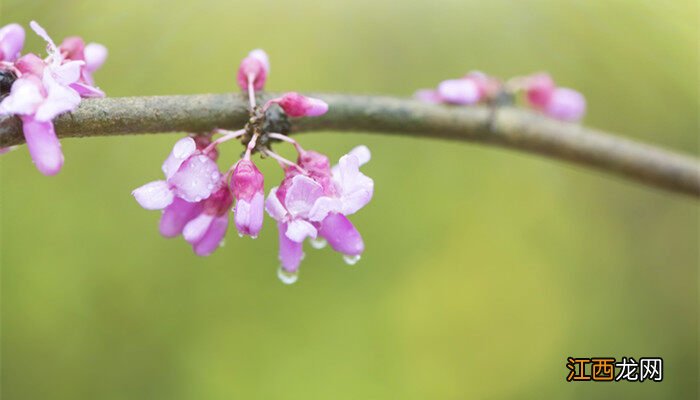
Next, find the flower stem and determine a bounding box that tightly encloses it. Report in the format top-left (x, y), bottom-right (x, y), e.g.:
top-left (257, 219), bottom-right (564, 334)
top-left (263, 149), bottom-right (306, 174)
top-left (204, 129), bottom-right (245, 153)
top-left (267, 132), bottom-right (305, 153)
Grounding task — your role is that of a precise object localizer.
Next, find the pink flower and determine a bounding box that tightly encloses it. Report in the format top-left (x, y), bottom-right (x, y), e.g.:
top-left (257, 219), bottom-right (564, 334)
top-left (133, 136), bottom-right (231, 256)
top-left (0, 23), bottom-right (25, 62)
top-left (543, 87), bottom-right (586, 121)
top-left (29, 21), bottom-right (105, 97)
top-left (266, 92), bottom-right (328, 117)
top-left (0, 72), bottom-right (79, 175)
top-left (0, 21), bottom-right (108, 175)
top-left (132, 137), bottom-right (222, 209)
top-left (231, 159), bottom-right (265, 238)
top-left (237, 49), bottom-right (269, 92)
top-left (525, 73), bottom-right (555, 109)
top-left (159, 197), bottom-right (203, 238)
top-left (437, 78), bottom-right (481, 105)
top-left (265, 146), bottom-right (373, 282)
top-left (57, 36), bottom-right (107, 97)
top-left (182, 186), bottom-right (232, 256)
top-left (413, 89), bottom-right (442, 104)
top-left (523, 73), bottom-right (586, 121)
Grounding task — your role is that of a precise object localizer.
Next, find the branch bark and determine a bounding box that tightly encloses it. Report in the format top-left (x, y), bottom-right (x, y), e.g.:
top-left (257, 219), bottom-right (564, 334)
top-left (1, 93), bottom-right (698, 197)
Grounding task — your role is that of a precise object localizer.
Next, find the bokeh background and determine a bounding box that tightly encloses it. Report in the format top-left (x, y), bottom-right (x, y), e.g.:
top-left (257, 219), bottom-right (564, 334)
top-left (1, 0), bottom-right (698, 398)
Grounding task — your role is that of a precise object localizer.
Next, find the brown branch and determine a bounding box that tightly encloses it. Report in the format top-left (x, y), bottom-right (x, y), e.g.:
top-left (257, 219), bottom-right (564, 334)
top-left (1, 93), bottom-right (698, 197)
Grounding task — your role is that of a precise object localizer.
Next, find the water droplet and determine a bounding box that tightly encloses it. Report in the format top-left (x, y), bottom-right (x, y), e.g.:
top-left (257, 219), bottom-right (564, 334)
top-left (277, 266), bottom-right (298, 284)
top-left (343, 254), bottom-right (361, 266)
top-left (251, 235), bottom-right (258, 240)
top-left (310, 238), bottom-right (327, 249)
top-left (238, 232), bottom-right (243, 238)
top-left (219, 240), bottom-right (225, 247)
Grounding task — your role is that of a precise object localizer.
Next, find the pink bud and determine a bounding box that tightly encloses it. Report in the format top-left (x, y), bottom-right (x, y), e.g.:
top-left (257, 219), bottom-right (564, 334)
top-left (525, 73), bottom-right (555, 109)
top-left (14, 53), bottom-right (45, 76)
top-left (273, 92), bottom-right (328, 117)
top-left (231, 159), bottom-right (265, 237)
top-left (413, 89), bottom-right (442, 104)
top-left (0, 23), bottom-right (25, 62)
top-left (59, 36), bottom-right (85, 61)
top-left (237, 49), bottom-right (269, 92)
top-left (543, 87), bottom-right (586, 121)
top-left (437, 78), bottom-right (481, 105)
top-left (84, 43), bottom-right (108, 73)
top-left (465, 71), bottom-right (500, 99)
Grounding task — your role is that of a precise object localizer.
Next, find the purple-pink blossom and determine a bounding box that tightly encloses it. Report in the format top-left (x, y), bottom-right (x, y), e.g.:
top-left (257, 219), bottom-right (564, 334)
top-left (231, 159), bottom-right (265, 238)
top-left (415, 70), bottom-right (587, 122)
top-left (237, 48), bottom-right (269, 92)
top-left (265, 92), bottom-right (328, 117)
top-left (129, 49), bottom-right (374, 282)
top-left (265, 146), bottom-right (373, 283)
top-left (522, 73), bottom-right (586, 121)
top-left (0, 21), bottom-right (107, 175)
top-left (132, 136), bottom-right (221, 209)
top-left (0, 23), bottom-right (24, 62)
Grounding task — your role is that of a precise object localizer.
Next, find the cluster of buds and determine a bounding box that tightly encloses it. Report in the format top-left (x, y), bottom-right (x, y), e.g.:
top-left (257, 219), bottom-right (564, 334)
top-left (0, 22), bottom-right (107, 174)
top-left (415, 71), bottom-right (586, 122)
top-left (132, 50), bottom-right (373, 284)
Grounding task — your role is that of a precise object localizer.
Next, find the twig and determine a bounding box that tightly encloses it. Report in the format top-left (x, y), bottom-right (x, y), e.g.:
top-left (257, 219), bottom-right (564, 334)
top-left (0, 93), bottom-right (698, 197)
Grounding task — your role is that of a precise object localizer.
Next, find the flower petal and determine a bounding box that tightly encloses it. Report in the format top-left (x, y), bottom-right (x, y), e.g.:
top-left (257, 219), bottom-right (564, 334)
top-left (318, 213), bottom-right (364, 256)
top-left (70, 82), bottom-right (105, 98)
top-left (265, 187), bottom-right (288, 221)
top-left (544, 87), bottom-right (586, 121)
top-left (414, 89), bottom-right (442, 104)
top-left (308, 196), bottom-right (342, 222)
top-left (331, 145), bottom-right (370, 176)
top-left (335, 154), bottom-right (374, 215)
top-left (84, 43), bottom-right (108, 72)
top-left (161, 137), bottom-right (197, 179)
top-left (159, 197), bottom-right (202, 238)
top-left (0, 77), bottom-right (44, 116)
top-left (234, 192), bottom-right (264, 237)
top-left (285, 219), bottom-right (317, 243)
top-left (278, 222), bottom-right (304, 273)
top-left (193, 214), bottom-right (228, 256)
top-left (21, 117), bottom-right (64, 176)
top-left (183, 213), bottom-right (214, 243)
top-left (50, 60), bottom-right (83, 85)
top-left (169, 154), bottom-right (221, 202)
top-left (132, 180), bottom-right (173, 210)
top-left (29, 21), bottom-right (58, 57)
top-left (437, 78), bottom-right (480, 105)
top-left (285, 175), bottom-right (324, 218)
top-left (0, 23), bottom-right (25, 62)
top-left (34, 70), bottom-right (80, 122)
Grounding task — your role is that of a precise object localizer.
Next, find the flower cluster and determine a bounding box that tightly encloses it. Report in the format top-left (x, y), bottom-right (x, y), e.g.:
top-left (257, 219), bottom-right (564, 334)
top-left (132, 50), bottom-right (373, 284)
top-left (0, 21), bottom-right (107, 175)
top-left (415, 71), bottom-right (586, 121)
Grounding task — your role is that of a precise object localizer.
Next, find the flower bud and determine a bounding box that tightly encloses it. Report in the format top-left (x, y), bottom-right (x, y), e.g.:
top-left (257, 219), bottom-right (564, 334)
top-left (236, 49), bottom-right (269, 92)
top-left (273, 92), bottom-right (328, 117)
top-left (231, 159), bottom-right (265, 237)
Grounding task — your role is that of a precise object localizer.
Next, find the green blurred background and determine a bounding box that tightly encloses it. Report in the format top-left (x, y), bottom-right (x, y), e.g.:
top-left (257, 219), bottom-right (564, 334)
top-left (1, 0), bottom-right (698, 398)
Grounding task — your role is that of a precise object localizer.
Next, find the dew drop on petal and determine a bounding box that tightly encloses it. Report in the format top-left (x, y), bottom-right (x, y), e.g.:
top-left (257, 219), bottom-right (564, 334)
top-left (310, 238), bottom-right (327, 249)
top-left (277, 266), bottom-right (299, 284)
top-left (343, 254), bottom-right (361, 266)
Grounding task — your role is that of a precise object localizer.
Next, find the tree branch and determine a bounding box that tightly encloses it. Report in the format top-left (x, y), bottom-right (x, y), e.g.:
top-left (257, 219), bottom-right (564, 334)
top-left (1, 93), bottom-right (698, 197)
